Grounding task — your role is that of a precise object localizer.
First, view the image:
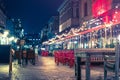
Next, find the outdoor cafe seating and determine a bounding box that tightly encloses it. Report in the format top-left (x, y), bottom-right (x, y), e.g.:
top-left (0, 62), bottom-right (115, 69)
top-left (41, 50), bottom-right (49, 56)
top-left (104, 43), bottom-right (120, 80)
top-left (54, 50), bottom-right (75, 68)
top-left (14, 49), bottom-right (35, 65)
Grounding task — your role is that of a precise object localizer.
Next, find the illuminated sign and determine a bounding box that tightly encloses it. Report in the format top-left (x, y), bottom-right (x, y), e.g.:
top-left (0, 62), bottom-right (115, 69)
top-left (92, 0), bottom-right (112, 17)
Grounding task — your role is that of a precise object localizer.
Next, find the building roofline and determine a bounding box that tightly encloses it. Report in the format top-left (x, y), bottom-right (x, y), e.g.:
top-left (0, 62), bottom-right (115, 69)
top-left (57, 0), bottom-right (70, 12)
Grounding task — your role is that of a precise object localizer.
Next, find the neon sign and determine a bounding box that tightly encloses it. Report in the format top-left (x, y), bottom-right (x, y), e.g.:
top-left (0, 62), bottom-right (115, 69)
top-left (92, 0), bottom-right (112, 17)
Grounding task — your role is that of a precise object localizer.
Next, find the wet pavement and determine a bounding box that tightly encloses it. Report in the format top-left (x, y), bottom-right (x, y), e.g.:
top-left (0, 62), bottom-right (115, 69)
top-left (0, 56), bottom-right (116, 80)
top-left (0, 64), bottom-right (9, 80)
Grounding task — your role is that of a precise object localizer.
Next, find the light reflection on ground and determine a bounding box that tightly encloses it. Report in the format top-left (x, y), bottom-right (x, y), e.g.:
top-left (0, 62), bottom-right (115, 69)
top-left (0, 57), bottom-right (116, 80)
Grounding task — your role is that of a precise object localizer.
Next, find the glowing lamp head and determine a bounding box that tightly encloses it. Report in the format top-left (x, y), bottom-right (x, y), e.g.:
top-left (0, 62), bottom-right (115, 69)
top-left (117, 35), bottom-right (120, 43)
top-left (118, 35), bottom-right (120, 40)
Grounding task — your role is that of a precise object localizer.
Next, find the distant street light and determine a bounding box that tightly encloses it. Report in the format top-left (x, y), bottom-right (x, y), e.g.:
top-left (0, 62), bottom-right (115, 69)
top-left (9, 36), bottom-right (14, 41)
top-left (3, 30), bottom-right (9, 37)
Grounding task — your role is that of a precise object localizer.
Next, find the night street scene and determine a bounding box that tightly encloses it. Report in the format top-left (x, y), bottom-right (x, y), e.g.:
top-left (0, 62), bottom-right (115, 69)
top-left (0, 0), bottom-right (120, 80)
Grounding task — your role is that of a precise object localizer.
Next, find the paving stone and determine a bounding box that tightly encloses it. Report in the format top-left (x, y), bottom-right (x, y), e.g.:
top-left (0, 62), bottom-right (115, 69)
top-left (0, 56), bottom-right (117, 80)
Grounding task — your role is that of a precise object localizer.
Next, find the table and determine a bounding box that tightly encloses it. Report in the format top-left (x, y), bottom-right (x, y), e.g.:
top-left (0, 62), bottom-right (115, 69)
top-left (74, 48), bottom-right (115, 80)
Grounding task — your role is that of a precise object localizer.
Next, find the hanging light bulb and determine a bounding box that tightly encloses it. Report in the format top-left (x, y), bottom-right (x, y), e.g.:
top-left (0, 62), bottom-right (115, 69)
top-left (115, 6), bottom-right (118, 8)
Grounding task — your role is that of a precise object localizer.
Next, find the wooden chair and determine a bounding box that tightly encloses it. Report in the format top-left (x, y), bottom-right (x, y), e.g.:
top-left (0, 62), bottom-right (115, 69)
top-left (104, 43), bottom-right (120, 80)
top-left (27, 50), bottom-right (35, 59)
top-left (15, 50), bottom-right (22, 59)
top-left (27, 50), bottom-right (35, 65)
top-left (69, 52), bottom-right (75, 68)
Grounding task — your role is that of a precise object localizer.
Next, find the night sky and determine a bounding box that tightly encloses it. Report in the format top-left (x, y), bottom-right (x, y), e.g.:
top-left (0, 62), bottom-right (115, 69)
top-left (6, 0), bottom-right (64, 33)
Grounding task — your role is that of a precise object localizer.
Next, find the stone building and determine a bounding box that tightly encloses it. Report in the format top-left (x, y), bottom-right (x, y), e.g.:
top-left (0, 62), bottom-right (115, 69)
top-left (58, 0), bottom-right (120, 32)
top-left (58, 0), bottom-right (80, 32)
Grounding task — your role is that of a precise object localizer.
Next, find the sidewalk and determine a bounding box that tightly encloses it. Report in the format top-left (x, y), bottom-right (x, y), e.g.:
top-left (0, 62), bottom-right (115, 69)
top-left (0, 56), bottom-right (115, 80)
top-left (0, 64), bottom-right (9, 80)
top-left (11, 56), bottom-right (76, 80)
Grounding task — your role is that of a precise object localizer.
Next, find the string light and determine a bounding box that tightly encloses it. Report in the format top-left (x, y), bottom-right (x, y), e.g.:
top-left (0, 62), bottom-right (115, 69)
top-left (115, 6), bottom-right (118, 8)
top-left (43, 3), bottom-right (120, 49)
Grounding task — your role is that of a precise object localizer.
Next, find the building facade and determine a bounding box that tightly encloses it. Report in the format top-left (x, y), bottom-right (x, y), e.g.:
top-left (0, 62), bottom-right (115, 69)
top-left (58, 0), bottom-right (80, 32)
top-left (0, 0), bottom-right (6, 30)
top-left (12, 19), bottom-right (24, 39)
top-left (80, 0), bottom-right (120, 22)
top-left (42, 0), bottom-right (120, 62)
top-left (58, 0), bottom-right (119, 32)
top-left (80, 0), bottom-right (92, 22)
top-left (41, 24), bottom-right (49, 42)
top-left (49, 0), bottom-right (120, 49)
top-left (24, 33), bottom-right (41, 46)
top-left (0, 0), bottom-right (8, 44)
top-left (47, 16), bottom-right (59, 39)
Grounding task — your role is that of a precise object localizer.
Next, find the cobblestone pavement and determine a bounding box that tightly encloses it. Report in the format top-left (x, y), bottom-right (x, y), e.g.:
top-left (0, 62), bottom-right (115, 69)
top-left (0, 56), bottom-right (116, 80)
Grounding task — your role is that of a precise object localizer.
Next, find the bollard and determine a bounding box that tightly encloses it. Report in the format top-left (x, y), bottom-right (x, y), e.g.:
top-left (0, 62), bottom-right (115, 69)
top-left (86, 53), bottom-right (90, 80)
top-left (76, 57), bottom-right (81, 80)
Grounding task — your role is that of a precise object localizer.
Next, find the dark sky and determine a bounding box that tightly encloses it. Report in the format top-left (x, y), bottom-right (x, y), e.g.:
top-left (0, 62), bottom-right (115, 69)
top-left (6, 0), bottom-right (64, 33)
